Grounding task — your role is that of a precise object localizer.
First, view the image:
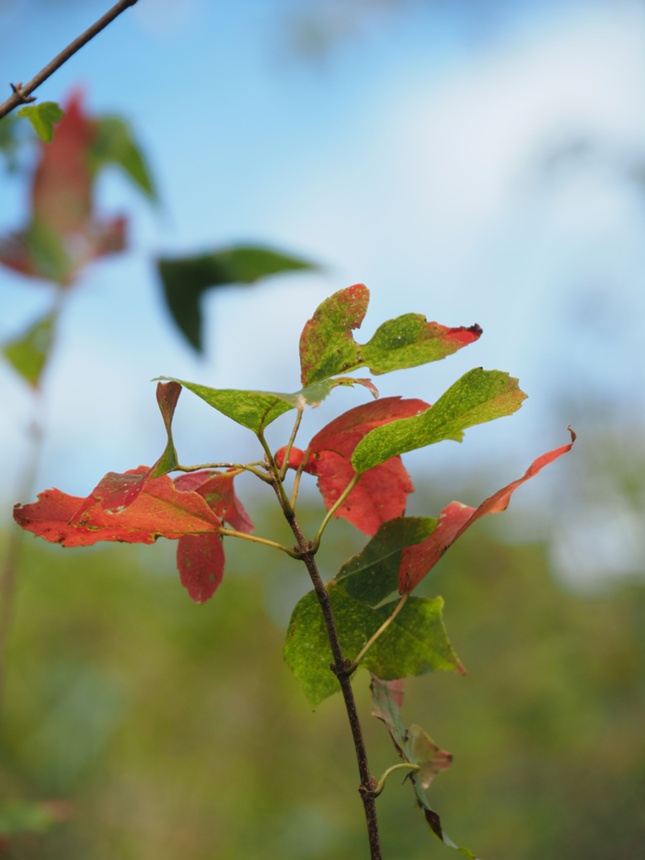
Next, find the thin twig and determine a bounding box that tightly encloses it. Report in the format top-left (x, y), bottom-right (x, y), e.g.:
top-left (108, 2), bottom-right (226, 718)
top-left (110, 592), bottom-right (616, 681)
top-left (264, 456), bottom-right (382, 859)
top-left (311, 473), bottom-right (359, 552)
top-left (218, 527), bottom-right (301, 559)
top-left (0, 0), bottom-right (140, 120)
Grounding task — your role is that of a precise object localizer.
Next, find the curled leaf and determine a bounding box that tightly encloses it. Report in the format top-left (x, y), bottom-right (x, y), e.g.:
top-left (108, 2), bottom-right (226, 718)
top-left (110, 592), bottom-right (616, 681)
top-left (399, 429), bottom-right (577, 592)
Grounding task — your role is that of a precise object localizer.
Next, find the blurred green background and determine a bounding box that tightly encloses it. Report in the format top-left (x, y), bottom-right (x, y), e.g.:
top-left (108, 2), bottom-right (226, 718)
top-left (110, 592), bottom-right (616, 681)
top-left (2, 480), bottom-right (644, 859)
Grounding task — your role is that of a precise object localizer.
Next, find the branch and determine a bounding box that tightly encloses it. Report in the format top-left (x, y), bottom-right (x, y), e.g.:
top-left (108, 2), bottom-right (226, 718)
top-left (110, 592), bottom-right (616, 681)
top-left (0, 0), bottom-right (139, 120)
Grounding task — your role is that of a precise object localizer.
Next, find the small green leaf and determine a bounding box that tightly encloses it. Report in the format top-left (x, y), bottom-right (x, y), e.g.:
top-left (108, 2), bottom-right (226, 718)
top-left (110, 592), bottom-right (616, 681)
top-left (352, 368), bottom-right (527, 473)
top-left (157, 376), bottom-right (369, 434)
top-left (336, 517), bottom-right (437, 607)
top-left (17, 102), bottom-right (63, 142)
top-left (89, 115), bottom-right (156, 201)
top-left (2, 311), bottom-right (55, 387)
top-left (284, 585), bottom-right (462, 708)
top-left (157, 245), bottom-right (318, 352)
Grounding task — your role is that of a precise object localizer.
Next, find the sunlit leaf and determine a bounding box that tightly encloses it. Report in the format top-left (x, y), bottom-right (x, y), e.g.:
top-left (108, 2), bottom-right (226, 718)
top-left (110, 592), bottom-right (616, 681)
top-left (157, 245), bottom-right (318, 352)
top-left (158, 376), bottom-right (373, 434)
top-left (299, 284), bottom-right (482, 385)
top-left (17, 102), bottom-right (63, 142)
top-left (352, 368), bottom-right (526, 473)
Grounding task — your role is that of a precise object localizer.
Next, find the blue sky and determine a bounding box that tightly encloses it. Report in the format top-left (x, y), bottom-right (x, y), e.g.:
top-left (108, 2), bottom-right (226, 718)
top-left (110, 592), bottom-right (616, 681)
top-left (1, 0), bottom-right (644, 585)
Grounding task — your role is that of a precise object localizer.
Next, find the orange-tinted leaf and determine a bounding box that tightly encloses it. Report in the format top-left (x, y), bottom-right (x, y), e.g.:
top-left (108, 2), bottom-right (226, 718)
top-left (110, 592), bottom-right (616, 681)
top-left (282, 397), bottom-right (428, 534)
top-left (177, 532), bottom-right (225, 603)
top-left (14, 469), bottom-right (221, 547)
top-left (399, 429), bottom-right (576, 592)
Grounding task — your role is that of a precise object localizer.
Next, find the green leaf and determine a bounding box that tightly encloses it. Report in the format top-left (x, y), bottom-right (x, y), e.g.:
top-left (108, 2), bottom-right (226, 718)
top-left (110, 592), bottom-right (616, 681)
top-left (16, 102), bottom-right (63, 142)
top-left (352, 368), bottom-right (527, 473)
top-left (2, 311), bottom-right (55, 387)
top-left (89, 115), bottom-right (156, 201)
top-left (284, 586), bottom-right (462, 708)
top-left (0, 114), bottom-right (21, 169)
top-left (336, 517), bottom-right (437, 607)
top-left (157, 376), bottom-right (370, 434)
top-left (299, 285), bottom-right (482, 386)
top-left (157, 245), bottom-right (318, 353)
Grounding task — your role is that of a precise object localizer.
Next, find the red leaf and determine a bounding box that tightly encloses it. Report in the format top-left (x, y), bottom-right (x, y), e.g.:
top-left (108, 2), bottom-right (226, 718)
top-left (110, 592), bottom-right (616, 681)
top-left (174, 470), bottom-right (253, 533)
top-left (281, 397), bottom-right (428, 535)
top-left (399, 429), bottom-right (576, 592)
top-left (177, 533), bottom-right (225, 603)
top-left (14, 469), bottom-right (221, 547)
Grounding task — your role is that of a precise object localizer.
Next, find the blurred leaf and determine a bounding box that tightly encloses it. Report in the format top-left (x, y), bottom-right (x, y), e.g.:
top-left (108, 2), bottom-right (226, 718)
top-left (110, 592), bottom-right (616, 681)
top-left (352, 368), bottom-right (527, 473)
top-left (89, 115), bottom-right (157, 200)
top-left (2, 309), bottom-right (55, 387)
top-left (284, 585), bottom-right (462, 708)
top-left (17, 101), bottom-right (63, 142)
top-left (0, 113), bottom-right (21, 169)
top-left (300, 284), bottom-right (481, 386)
top-left (156, 245), bottom-right (318, 352)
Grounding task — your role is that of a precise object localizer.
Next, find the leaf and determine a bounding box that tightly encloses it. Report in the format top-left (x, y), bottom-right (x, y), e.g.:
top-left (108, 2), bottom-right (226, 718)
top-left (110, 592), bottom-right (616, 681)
top-left (336, 517), bottom-right (438, 607)
top-left (157, 376), bottom-right (373, 434)
top-left (284, 585), bottom-right (462, 708)
top-left (13, 468), bottom-right (221, 547)
top-left (149, 381), bottom-right (182, 478)
top-left (177, 533), bottom-right (225, 603)
top-left (174, 470), bottom-right (253, 533)
top-left (299, 283), bottom-right (370, 385)
top-left (0, 90), bottom-right (127, 285)
top-left (299, 284), bottom-right (482, 386)
top-left (278, 397), bottom-right (428, 534)
top-left (17, 102), bottom-right (63, 142)
top-left (89, 115), bottom-right (157, 200)
top-left (370, 676), bottom-right (478, 859)
top-left (352, 368), bottom-right (527, 473)
top-left (399, 428), bottom-right (577, 592)
top-left (408, 724), bottom-right (453, 790)
top-left (157, 245), bottom-right (318, 352)
top-left (2, 310), bottom-right (55, 387)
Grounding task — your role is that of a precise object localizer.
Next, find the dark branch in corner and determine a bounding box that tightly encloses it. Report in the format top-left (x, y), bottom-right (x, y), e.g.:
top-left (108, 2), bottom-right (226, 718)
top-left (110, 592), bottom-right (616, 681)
top-left (0, 0), bottom-right (139, 120)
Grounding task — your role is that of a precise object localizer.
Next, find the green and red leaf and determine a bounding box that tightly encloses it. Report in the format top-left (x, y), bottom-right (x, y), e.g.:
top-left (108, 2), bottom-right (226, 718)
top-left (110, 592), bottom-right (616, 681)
top-left (399, 429), bottom-right (577, 592)
top-left (299, 285), bottom-right (482, 385)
